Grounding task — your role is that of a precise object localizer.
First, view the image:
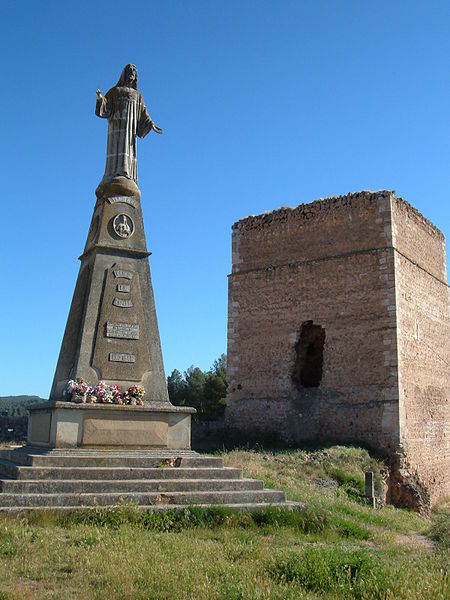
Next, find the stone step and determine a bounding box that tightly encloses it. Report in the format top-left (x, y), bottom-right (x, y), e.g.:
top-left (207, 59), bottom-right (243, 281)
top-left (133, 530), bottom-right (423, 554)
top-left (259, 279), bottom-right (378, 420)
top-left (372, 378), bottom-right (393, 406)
top-left (0, 447), bottom-right (292, 513)
top-left (0, 489), bottom-right (286, 508)
top-left (0, 451), bottom-right (223, 469)
top-left (0, 463), bottom-right (243, 481)
top-left (0, 478), bottom-right (263, 494)
top-left (1, 448), bottom-right (199, 458)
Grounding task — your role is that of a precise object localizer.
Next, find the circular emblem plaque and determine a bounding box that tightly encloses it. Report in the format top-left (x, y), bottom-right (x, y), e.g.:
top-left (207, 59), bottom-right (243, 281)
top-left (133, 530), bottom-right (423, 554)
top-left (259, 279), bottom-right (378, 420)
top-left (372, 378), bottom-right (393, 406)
top-left (113, 214), bottom-right (134, 239)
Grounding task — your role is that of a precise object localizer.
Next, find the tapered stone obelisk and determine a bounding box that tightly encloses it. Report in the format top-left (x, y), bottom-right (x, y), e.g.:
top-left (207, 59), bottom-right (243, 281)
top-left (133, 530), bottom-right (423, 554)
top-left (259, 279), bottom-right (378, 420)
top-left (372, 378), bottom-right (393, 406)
top-left (28, 64), bottom-right (194, 449)
top-left (48, 177), bottom-right (169, 403)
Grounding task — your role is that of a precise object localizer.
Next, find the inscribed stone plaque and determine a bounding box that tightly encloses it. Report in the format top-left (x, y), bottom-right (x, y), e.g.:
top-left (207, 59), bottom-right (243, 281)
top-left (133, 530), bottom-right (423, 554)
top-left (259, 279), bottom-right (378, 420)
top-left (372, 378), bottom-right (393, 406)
top-left (114, 269), bottom-right (133, 280)
top-left (113, 298), bottom-right (133, 308)
top-left (108, 196), bottom-right (138, 208)
top-left (106, 322), bottom-right (139, 339)
top-left (117, 284), bottom-right (130, 293)
top-left (109, 352), bottom-right (136, 363)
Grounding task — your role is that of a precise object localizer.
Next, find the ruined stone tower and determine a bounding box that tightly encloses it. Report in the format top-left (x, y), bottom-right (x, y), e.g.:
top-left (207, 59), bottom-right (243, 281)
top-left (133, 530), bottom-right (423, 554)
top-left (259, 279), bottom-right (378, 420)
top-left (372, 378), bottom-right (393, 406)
top-left (226, 191), bottom-right (449, 510)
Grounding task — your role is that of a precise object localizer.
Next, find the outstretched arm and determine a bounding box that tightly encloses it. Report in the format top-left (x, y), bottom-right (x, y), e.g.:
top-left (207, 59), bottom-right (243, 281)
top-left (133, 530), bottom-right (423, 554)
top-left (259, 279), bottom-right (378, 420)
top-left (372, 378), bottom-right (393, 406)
top-left (151, 122), bottom-right (163, 134)
top-left (95, 89), bottom-right (110, 118)
top-left (137, 105), bottom-right (163, 138)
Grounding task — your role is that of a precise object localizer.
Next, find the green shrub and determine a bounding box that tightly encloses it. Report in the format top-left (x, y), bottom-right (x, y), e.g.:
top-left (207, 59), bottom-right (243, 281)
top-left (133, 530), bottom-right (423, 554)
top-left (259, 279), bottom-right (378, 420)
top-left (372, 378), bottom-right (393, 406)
top-left (429, 512), bottom-right (450, 550)
top-left (251, 506), bottom-right (328, 533)
top-left (328, 467), bottom-right (367, 503)
top-left (268, 547), bottom-right (387, 598)
top-left (57, 500), bottom-right (141, 529)
top-left (54, 504), bottom-right (331, 536)
top-left (333, 517), bottom-right (372, 540)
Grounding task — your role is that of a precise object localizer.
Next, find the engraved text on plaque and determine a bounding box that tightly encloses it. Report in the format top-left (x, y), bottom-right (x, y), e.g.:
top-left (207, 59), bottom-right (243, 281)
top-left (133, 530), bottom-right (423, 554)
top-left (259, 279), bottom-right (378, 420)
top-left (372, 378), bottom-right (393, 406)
top-left (113, 298), bottom-right (133, 308)
top-left (114, 270), bottom-right (133, 280)
top-left (106, 322), bottom-right (140, 339)
top-left (109, 352), bottom-right (136, 363)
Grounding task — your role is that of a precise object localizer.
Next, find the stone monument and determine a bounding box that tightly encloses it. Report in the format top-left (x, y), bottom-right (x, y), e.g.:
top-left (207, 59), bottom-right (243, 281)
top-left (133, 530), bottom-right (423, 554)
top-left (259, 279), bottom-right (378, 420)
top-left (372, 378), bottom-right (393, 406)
top-left (28, 64), bottom-right (195, 449)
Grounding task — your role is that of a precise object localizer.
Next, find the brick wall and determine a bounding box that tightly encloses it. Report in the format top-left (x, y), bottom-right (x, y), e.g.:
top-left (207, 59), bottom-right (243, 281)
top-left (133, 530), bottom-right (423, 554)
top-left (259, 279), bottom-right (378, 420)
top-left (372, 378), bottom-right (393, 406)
top-left (392, 198), bottom-right (450, 504)
top-left (226, 190), bottom-right (449, 509)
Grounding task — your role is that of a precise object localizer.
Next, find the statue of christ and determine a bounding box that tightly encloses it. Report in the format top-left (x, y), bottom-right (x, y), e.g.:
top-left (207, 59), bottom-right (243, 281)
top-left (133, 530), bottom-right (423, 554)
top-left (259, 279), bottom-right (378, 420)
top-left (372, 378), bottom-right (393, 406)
top-left (96, 64), bottom-right (162, 184)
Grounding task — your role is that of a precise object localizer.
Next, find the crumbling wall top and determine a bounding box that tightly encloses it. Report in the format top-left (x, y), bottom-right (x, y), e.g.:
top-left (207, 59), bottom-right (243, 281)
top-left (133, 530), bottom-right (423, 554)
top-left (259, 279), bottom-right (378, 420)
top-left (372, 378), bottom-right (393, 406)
top-left (394, 196), bottom-right (445, 240)
top-left (233, 190), bottom-right (394, 232)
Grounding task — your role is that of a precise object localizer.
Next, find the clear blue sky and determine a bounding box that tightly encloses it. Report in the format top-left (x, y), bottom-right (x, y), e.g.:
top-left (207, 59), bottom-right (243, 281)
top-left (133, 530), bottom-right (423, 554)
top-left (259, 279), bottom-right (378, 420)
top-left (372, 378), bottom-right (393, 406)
top-left (1, 0), bottom-right (449, 397)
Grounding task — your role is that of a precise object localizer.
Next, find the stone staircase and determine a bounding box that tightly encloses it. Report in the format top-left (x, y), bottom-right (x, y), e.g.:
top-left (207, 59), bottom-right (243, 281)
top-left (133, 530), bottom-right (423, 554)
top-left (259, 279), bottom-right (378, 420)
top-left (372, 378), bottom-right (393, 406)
top-left (0, 447), bottom-right (292, 512)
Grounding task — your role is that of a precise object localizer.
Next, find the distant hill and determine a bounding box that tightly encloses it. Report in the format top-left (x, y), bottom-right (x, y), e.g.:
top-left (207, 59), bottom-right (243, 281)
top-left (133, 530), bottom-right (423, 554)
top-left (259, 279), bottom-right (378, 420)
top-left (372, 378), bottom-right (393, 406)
top-left (0, 396), bottom-right (44, 417)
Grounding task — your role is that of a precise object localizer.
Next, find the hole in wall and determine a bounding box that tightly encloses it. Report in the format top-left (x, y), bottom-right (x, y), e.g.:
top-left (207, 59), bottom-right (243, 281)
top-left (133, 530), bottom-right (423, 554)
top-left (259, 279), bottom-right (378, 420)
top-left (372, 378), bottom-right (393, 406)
top-left (292, 321), bottom-right (326, 389)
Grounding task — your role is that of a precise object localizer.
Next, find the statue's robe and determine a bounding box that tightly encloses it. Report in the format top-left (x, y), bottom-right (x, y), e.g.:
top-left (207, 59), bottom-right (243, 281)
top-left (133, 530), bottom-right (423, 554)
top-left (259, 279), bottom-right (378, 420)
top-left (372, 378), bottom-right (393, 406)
top-left (96, 85), bottom-right (153, 183)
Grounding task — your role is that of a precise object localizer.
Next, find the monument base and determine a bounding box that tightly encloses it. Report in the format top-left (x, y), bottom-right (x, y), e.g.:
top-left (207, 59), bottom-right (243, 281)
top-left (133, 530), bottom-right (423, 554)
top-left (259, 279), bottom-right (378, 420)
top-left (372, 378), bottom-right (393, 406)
top-left (28, 402), bottom-right (195, 450)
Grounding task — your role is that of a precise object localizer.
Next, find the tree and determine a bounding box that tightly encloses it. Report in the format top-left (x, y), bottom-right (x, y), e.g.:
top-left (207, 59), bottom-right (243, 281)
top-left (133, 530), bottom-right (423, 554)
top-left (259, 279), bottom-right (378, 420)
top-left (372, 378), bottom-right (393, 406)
top-left (212, 353), bottom-right (227, 380)
top-left (203, 372), bottom-right (227, 417)
top-left (166, 355), bottom-right (227, 420)
top-left (166, 369), bottom-right (187, 406)
top-left (184, 366), bottom-right (207, 414)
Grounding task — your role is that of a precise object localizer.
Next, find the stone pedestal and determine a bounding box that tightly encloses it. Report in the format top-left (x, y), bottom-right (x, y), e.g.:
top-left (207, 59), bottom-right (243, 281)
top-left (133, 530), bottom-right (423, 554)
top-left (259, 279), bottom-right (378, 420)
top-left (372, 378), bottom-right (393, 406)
top-left (28, 402), bottom-right (195, 449)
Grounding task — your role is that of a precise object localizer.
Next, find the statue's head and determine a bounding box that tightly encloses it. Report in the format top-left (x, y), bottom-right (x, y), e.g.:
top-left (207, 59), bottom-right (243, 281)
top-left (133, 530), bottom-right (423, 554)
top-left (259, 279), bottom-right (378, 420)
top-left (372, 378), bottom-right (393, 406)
top-left (116, 64), bottom-right (138, 89)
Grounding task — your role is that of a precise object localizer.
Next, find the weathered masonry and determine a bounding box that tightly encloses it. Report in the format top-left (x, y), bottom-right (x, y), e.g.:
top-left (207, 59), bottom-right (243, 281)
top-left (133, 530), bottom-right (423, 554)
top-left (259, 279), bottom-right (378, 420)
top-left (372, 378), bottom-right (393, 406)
top-left (226, 191), bottom-right (449, 511)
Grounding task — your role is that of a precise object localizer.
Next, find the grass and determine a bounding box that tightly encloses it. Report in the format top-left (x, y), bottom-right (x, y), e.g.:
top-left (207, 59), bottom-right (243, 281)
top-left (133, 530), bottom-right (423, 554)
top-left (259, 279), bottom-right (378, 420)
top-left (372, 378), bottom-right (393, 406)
top-left (0, 445), bottom-right (448, 599)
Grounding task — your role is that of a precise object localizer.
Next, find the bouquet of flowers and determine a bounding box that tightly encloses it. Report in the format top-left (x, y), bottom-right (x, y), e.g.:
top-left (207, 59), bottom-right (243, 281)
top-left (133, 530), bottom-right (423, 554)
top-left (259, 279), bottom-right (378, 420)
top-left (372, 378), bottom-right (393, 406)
top-left (123, 385), bottom-right (145, 406)
top-left (65, 378), bottom-right (89, 403)
top-left (85, 385), bottom-right (97, 403)
top-left (91, 381), bottom-right (109, 404)
top-left (103, 383), bottom-right (122, 404)
top-left (63, 380), bottom-right (145, 406)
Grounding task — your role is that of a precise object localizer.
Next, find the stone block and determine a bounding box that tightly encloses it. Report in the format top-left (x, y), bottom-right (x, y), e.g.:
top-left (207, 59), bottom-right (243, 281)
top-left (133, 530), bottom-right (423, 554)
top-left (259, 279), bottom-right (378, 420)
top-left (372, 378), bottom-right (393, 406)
top-left (82, 415), bottom-right (168, 447)
top-left (27, 412), bottom-right (51, 444)
top-left (27, 402), bottom-right (195, 450)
